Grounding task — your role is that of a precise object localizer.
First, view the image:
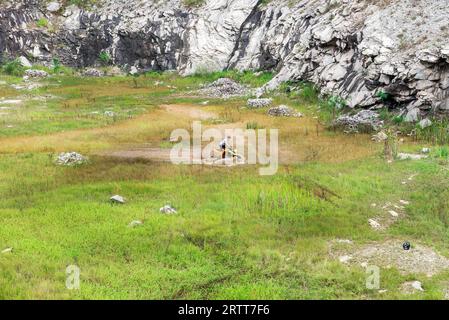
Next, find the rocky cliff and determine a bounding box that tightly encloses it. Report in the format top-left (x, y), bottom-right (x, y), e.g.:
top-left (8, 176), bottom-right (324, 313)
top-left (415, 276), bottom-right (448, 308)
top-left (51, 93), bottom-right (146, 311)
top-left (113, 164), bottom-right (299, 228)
top-left (1, 0), bottom-right (449, 117)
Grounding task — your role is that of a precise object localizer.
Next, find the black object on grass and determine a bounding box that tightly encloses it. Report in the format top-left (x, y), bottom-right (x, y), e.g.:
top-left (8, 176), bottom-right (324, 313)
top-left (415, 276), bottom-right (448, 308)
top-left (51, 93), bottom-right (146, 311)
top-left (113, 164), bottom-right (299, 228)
top-left (403, 242), bottom-right (411, 251)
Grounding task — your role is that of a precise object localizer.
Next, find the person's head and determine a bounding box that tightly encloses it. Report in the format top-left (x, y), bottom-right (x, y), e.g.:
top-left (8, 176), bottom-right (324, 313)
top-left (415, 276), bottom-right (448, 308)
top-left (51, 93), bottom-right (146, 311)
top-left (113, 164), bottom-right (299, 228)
top-left (226, 135), bottom-right (231, 140)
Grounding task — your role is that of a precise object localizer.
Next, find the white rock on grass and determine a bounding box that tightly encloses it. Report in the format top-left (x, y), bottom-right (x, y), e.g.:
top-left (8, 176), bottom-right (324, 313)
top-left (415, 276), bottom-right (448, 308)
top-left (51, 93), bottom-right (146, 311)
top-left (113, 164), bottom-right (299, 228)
top-left (399, 200), bottom-right (410, 205)
top-left (1, 247), bottom-right (13, 254)
top-left (402, 281), bottom-right (424, 294)
top-left (104, 111), bottom-right (115, 117)
top-left (129, 66), bottom-right (139, 75)
top-left (160, 205), bottom-right (177, 214)
top-left (418, 118), bottom-right (432, 129)
top-left (388, 210), bottom-right (399, 217)
top-left (129, 220), bottom-right (143, 227)
top-left (55, 152), bottom-right (88, 166)
top-left (368, 219), bottom-right (381, 229)
top-left (421, 147), bottom-right (430, 154)
top-left (339, 255), bottom-right (352, 264)
top-left (110, 195), bottom-right (126, 204)
top-left (397, 153), bottom-right (428, 160)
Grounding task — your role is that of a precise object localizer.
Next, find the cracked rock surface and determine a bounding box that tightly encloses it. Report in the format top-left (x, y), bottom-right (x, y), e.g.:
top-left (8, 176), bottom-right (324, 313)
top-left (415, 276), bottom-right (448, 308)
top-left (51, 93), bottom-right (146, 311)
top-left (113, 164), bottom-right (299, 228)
top-left (1, 0), bottom-right (449, 116)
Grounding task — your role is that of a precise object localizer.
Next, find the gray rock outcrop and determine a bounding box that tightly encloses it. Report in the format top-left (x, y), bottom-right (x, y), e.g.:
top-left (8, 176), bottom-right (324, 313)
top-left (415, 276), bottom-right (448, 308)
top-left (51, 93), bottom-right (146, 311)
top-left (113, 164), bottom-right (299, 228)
top-left (1, 0), bottom-right (449, 116)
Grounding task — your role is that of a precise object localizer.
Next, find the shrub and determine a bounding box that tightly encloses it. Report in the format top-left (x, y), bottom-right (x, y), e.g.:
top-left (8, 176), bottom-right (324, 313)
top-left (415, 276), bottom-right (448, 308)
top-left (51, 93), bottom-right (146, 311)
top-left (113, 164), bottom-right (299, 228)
top-left (36, 18), bottom-right (48, 28)
top-left (52, 58), bottom-right (61, 73)
top-left (98, 51), bottom-right (111, 65)
top-left (376, 90), bottom-right (391, 102)
top-left (1, 59), bottom-right (25, 76)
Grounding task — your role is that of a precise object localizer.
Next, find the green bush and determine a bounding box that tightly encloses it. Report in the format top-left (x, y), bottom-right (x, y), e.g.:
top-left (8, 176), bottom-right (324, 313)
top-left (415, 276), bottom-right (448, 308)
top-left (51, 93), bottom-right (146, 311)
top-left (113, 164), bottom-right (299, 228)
top-left (99, 51), bottom-right (111, 65)
top-left (1, 59), bottom-right (25, 76)
top-left (36, 18), bottom-right (48, 28)
top-left (52, 58), bottom-right (61, 73)
top-left (376, 90), bottom-right (391, 102)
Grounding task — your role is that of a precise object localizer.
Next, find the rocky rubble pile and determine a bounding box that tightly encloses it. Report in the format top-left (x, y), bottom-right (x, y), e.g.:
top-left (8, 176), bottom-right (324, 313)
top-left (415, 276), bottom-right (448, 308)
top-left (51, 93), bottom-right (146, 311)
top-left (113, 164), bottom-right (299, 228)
top-left (55, 152), bottom-right (88, 166)
top-left (199, 78), bottom-right (248, 98)
top-left (83, 68), bottom-right (104, 77)
top-left (24, 69), bottom-right (48, 79)
top-left (334, 110), bottom-right (383, 133)
top-left (247, 98), bottom-right (272, 108)
top-left (267, 105), bottom-right (302, 117)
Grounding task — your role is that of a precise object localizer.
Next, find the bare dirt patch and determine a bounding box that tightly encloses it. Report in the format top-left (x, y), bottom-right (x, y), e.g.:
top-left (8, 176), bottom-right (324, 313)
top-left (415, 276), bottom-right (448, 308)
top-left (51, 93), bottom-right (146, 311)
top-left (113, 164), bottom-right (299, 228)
top-left (330, 239), bottom-right (449, 277)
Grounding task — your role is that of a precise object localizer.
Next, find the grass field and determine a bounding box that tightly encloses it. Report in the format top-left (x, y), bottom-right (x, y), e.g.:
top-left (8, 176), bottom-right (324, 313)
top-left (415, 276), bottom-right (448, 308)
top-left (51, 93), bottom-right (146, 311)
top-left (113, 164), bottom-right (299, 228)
top-left (0, 70), bottom-right (448, 299)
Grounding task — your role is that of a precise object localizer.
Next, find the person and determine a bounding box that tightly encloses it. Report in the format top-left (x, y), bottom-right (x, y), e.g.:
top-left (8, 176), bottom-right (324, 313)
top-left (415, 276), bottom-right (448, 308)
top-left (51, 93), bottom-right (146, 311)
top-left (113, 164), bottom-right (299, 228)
top-left (219, 136), bottom-right (232, 159)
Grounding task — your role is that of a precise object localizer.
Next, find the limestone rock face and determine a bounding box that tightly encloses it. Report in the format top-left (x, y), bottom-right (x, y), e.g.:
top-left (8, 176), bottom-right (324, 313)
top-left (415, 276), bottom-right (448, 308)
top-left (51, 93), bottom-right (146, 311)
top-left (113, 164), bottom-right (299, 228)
top-left (1, 0), bottom-right (449, 116)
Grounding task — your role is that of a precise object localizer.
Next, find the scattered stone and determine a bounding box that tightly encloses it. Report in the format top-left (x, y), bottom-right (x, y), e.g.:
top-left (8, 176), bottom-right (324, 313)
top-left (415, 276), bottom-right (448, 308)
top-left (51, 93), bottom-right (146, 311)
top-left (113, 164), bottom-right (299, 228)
top-left (388, 210), bottom-right (399, 217)
top-left (47, 1), bottom-right (61, 12)
top-left (401, 281), bottom-right (424, 294)
top-left (378, 290), bottom-right (388, 294)
top-left (368, 219), bottom-right (381, 230)
top-left (83, 68), bottom-right (103, 77)
top-left (339, 255), bottom-right (352, 264)
top-left (418, 118), bottom-right (432, 129)
top-left (332, 240), bottom-right (449, 276)
top-left (399, 200), bottom-right (410, 205)
top-left (1, 247), bottom-right (13, 254)
top-left (247, 98), bottom-right (273, 108)
top-left (110, 195), bottom-right (126, 204)
top-left (160, 205), bottom-right (177, 214)
top-left (267, 105), bottom-right (302, 117)
top-left (104, 111), bottom-right (115, 117)
top-left (18, 56), bottom-right (32, 68)
top-left (397, 153), bottom-right (428, 160)
top-left (0, 99), bottom-right (22, 105)
top-left (421, 148), bottom-right (430, 154)
top-left (129, 220), bottom-right (143, 227)
top-left (199, 78), bottom-right (248, 99)
top-left (200, 101), bottom-right (209, 105)
top-left (55, 152), bottom-right (88, 166)
top-left (336, 239), bottom-right (353, 244)
top-left (334, 110), bottom-right (382, 133)
top-left (24, 69), bottom-right (48, 78)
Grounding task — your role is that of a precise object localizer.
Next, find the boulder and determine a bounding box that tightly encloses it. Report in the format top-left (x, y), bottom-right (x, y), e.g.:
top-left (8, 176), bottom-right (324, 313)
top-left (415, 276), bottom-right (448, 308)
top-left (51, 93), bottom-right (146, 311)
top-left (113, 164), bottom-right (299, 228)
top-left (129, 66), bottom-right (139, 75)
top-left (418, 118), bottom-right (432, 129)
top-left (47, 2), bottom-right (61, 12)
top-left (404, 108), bottom-right (420, 122)
top-left (18, 56), bottom-right (32, 68)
